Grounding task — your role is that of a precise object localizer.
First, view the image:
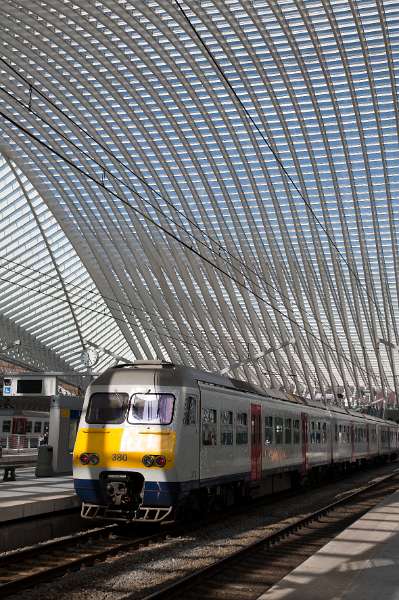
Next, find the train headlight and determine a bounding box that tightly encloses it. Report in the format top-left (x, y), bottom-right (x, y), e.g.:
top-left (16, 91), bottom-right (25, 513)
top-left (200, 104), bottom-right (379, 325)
top-left (155, 455), bottom-right (166, 467)
top-left (79, 453), bottom-right (90, 465)
top-left (142, 455), bottom-right (155, 467)
top-left (89, 453), bottom-right (99, 465)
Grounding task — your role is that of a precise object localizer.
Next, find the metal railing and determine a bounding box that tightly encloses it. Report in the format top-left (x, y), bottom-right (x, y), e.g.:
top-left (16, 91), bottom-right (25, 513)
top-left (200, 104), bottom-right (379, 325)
top-left (0, 434), bottom-right (40, 453)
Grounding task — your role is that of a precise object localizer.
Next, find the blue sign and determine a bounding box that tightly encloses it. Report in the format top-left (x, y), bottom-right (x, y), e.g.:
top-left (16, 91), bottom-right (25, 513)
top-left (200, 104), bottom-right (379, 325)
top-left (3, 386), bottom-right (11, 395)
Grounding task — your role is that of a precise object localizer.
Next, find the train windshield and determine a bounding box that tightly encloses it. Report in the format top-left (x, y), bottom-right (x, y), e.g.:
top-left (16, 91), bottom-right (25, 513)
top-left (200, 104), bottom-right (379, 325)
top-left (86, 392), bottom-right (129, 424)
top-left (128, 393), bottom-right (175, 425)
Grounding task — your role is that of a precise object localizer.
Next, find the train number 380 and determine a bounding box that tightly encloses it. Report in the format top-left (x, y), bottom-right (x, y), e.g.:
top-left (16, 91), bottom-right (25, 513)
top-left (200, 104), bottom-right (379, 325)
top-left (111, 453), bottom-right (128, 461)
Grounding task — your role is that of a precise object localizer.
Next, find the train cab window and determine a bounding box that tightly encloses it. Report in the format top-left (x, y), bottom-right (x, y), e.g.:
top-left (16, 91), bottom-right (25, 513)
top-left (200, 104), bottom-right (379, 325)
top-left (221, 410), bottom-right (233, 445)
top-left (86, 392), bottom-right (129, 424)
top-left (2, 420), bottom-right (11, 433)
top-left (265, 416), bottom-right (273, 445)
top-left (285, 418), bottom-right (292, 444)
top-left (202, 408), bottom-right (217, 446)
top-left (236, 412), bottom-right (248, 445)
top-left (293, 419), bottom-right (300, 444)
top-left (183, 396), bottom-right (197, 425)
top-left (26, 421), bottom-right (32, 433)
top-left (275, 417), bottom-right (283, 444)
top-left (129, 393), bottom-right (174, 425)
top-left (34, 421), bottom-right (42, 433)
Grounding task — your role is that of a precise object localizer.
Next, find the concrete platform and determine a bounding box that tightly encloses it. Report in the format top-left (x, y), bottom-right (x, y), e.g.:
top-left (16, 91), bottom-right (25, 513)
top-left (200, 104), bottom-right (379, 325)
top-left (260, 489), bottom-right (399, 600)
top-left (0, 467), bottom-right (80, 522)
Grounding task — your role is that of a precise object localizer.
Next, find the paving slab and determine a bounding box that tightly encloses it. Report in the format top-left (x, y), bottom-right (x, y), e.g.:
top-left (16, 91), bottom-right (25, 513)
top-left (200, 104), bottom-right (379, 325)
top-left (260, 489), bottom-right (399, 600)
top-left (0, 467), bottom-right (79, 522)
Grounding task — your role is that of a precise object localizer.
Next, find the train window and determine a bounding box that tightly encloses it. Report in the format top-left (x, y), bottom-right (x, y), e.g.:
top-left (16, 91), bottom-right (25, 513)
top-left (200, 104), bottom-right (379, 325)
top-left (34, 422), bottom-right (42, 433)
top-left (86, 392), bottom-right (129, 424)
top-left (285, 418), bottom-right (292, 444)
top-left (293, 419), bottom-right (300, 444)
top-left (2, 420), bottom-right (11, 433)
top-left (183, 396), bottom-right (197, 425)
top-left (236, 412), bottom-right (248, 445)
top-left (221, 411), bottom-right (233, 445)
top-left (26, 421), bottom-right (32, 433)
top-left (129, 393), bottom-right (175, 425)
top-left (275, 417), bottom-right (283, 444)
top-left (315, 422), bottom-right (321, 444)
top-left (202, 408), bottom-right (217, 446)
top-left (265, 416), bottom-right (273, 445)
top-left (309, 421), bottom-right (314, 444)
top-left (322, 423), bottom-right (327, 444)
top-left (335, 424), bottom-right (338, 443)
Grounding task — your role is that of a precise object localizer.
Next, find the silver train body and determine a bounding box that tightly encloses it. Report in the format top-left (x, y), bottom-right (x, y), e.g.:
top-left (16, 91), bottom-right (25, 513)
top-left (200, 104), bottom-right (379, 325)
top-left (73, 361), bottom-right (399, 522)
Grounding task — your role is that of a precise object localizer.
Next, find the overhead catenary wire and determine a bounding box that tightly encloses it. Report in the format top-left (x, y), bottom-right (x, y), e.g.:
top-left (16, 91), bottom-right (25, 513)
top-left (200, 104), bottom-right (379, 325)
top-left (0, 48), bottom-right (380, 392)
top-left (0, 272), bottom-right (300, 382)
top-left (0, 256), bottom-right (238, 361)
top-left (0, 59), bottom-right (352, 346)
top-left (0, 51), bottom-right (384, 393)
top-left (0, 108), bottom-right (378, 385)
top-left (174, 0), bottom-right (387, 327)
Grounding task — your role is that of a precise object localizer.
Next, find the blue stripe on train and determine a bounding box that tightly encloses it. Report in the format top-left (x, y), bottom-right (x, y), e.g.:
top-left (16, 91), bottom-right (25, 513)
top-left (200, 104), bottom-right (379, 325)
top-left (74, 478), bottom-right (186, 507)
top-left (74, 471), bottom-right (251, 507)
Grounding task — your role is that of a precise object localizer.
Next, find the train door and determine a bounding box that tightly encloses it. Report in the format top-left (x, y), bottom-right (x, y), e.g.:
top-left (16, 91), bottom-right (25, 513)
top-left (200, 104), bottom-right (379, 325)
top-left (351, 423), bottom-right (355, 461)
top-left (12, 417), bottom-right (27, 435)
top-left (366, 424), bottom-right (370, 454)
top-left (329, 419), bottom-right (334, 464)
top-left (182, 390), bottom-right (200, 487)
top-left (301, 413), bottom-right (308, 473)
top-left (250, 404), bottom-right (262, 481)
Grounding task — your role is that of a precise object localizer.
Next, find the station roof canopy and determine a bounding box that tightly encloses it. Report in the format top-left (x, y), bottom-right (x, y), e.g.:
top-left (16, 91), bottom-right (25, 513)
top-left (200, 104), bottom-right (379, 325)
top-left (1, 0), bottom-right (399, 401)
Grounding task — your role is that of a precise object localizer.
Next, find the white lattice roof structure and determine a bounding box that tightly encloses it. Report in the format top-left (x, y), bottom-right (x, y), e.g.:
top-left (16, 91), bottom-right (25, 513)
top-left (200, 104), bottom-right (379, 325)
top-left (0, 1), bottom-right (398, 402)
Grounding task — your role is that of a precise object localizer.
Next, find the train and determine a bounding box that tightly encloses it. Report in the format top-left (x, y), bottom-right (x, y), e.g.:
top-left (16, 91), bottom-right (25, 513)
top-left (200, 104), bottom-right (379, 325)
top-left (72, 360), bottom-right (399, 523)
top-left (0, 410), bottom-right (49, 451)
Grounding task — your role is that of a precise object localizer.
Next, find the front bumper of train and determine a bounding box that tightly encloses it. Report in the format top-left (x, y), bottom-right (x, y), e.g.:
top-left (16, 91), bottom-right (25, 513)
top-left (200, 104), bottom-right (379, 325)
top-left (74, 477), bottom-right (182, 522)
top-left (80, 501), bottom-right (173, 522)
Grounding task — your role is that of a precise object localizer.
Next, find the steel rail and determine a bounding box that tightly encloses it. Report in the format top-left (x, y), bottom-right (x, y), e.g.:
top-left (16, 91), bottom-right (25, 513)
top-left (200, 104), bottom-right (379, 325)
top-left (0, 467), bottom-right (397, 598)
top-left (142, 468), bottom-right (399, 600)
top-left (0, 522), bottom-right (165, 596)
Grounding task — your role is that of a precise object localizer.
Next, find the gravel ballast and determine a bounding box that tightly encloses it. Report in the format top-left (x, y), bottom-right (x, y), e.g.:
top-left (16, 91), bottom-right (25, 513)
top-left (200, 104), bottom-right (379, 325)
top-left (8, 462), bottom-right (399, 600)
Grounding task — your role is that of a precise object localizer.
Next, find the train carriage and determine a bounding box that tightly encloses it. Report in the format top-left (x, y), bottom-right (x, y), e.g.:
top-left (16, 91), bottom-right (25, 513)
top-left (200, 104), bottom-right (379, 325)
top-left (73, 361), bottom-right (399, 523)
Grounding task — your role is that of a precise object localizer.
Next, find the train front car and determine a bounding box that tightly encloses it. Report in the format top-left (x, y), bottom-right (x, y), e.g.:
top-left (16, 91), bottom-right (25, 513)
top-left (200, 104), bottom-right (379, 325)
top-left (73, 361), bottom-right (183, 523)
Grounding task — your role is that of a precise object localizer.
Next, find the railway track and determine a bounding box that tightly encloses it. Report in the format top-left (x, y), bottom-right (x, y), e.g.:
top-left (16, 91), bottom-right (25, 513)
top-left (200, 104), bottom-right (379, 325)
top-left (0, 522), bottom-right (165, 597)
top-left (142, 469), bottom-right (399, 600)
top-left (0, 467), bottom-right (397, 598)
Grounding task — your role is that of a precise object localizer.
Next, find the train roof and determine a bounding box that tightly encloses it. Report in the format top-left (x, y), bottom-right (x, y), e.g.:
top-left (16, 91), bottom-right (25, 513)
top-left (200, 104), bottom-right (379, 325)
top-left (94, 360), bottom-right (267, 395)
top-left (92, 361), bottom-right (398, 426)
top-left (94, 362), bottom-right (321, 409)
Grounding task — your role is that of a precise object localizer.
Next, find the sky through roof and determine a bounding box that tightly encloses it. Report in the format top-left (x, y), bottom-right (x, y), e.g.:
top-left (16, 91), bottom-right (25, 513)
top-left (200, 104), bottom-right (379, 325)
top-left (0, 0), bottom-right (398, 402)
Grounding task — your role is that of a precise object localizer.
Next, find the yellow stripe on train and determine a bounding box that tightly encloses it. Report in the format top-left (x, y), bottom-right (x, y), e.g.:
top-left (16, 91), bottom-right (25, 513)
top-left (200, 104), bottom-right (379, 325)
top-left (73, 427), bottom-right (176, 469)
